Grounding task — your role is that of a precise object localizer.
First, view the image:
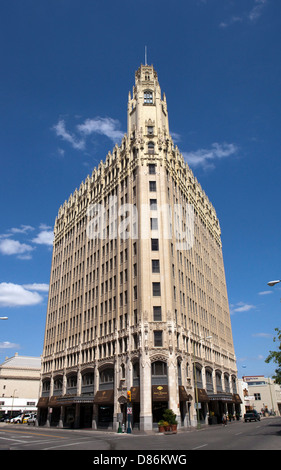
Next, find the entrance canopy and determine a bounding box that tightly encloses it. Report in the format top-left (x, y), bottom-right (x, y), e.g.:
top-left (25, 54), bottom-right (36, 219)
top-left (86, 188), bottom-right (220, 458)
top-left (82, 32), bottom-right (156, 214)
top-left (152, 385), bottom-right (169, 402)
top-left (93, 390), bottom-right (114, 405)
top-left (207, 392), bottom-right (234, 403)
top-left (196, 388), bottom-right (210, 402)
top-left (179, 385), bottom-right (192, 401)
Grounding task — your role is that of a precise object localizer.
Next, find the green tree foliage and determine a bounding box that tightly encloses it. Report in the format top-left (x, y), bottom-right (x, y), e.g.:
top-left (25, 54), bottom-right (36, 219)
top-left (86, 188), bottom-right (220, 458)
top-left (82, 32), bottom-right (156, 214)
top-left (265, 328), bottom-right (281, 384)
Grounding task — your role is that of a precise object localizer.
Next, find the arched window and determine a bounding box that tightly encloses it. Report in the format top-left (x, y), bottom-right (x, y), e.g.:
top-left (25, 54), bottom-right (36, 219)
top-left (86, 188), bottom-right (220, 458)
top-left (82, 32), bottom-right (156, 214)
top-left (99, 367), bottom-right (114, 390)
top-left (151, 360), bottom-right (168, 385)
top-left (144, 90), bottom-right (153, 104)
top-left (148, 141), bottom-right (155, 154)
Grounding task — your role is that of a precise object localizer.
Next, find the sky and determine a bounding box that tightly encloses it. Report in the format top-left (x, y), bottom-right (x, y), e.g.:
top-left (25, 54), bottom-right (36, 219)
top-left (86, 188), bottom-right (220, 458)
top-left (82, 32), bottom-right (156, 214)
top-left (0, 0), bottom-right (280, 379)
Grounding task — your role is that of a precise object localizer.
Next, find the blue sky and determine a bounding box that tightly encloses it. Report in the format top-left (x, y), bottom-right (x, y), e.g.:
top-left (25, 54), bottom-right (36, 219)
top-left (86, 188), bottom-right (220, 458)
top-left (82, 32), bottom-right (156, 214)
top-left (0, 0), bottom-right (280, 379)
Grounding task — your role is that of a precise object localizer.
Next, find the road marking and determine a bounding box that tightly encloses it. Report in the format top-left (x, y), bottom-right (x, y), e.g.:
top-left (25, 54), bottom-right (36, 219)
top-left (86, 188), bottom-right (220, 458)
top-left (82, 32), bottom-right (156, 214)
top-left (0, 429), bottom-right (65, 439)
top-left (43, 439), bottom-right (95, 450)
top-left (9, 439), bottom-right (66, 447)
top-left (0, 436), bottom-right (27, 443)
top-left (235, 432), bottom-right (243, 436)
top-left (192, 444), bottom-right (208, 450)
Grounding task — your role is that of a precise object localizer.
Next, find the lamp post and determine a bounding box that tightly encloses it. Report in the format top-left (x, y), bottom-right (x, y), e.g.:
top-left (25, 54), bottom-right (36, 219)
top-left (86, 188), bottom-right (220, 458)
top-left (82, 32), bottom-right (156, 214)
top-left (193, 335), bottom-right (212, 429)
top-left (267, 280), bottom-right (281, 287)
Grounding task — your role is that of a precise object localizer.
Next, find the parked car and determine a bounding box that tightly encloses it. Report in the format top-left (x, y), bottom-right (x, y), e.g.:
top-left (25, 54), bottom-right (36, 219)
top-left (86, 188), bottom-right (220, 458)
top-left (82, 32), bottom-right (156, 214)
top-left (23, 414), bottom-right (34, 424)
top-left (244, 409), bottom-right (261, 422)
top-left (27, 414), bottom-right (36, 426)
top-left (11, 413), bottom-right (33, 424)
top-left (10, 414), bottom-right (24, 424)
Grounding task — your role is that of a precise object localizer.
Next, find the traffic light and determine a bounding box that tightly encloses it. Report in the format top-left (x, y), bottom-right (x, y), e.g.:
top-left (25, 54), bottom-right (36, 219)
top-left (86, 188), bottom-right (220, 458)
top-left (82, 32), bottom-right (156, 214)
top-left (127, 390), bottom-right (131, 402)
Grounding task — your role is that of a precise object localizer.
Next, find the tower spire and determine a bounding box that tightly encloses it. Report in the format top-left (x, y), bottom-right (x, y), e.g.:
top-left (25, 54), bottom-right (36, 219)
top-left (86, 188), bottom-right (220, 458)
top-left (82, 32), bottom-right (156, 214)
top-left (145, 46), bottom-right (147, 65)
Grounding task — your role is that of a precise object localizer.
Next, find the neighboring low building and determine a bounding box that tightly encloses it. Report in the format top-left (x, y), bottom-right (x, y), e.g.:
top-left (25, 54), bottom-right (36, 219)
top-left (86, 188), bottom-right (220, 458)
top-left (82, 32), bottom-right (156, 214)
top-left (242, 375), bottom-right (281, 416)
top-left (0, 353), bottom-right (41, 419)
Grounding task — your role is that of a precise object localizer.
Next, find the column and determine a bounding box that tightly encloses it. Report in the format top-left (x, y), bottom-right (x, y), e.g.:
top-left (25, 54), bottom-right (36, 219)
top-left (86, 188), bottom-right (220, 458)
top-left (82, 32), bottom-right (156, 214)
top-left (139, 352), bottom-right (152, 431)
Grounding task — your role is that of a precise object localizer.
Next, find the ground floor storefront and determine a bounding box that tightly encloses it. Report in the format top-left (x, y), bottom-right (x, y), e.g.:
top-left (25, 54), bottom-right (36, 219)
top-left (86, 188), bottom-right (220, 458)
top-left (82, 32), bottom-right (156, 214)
top-left (37, 388), bottom-right (241, 430)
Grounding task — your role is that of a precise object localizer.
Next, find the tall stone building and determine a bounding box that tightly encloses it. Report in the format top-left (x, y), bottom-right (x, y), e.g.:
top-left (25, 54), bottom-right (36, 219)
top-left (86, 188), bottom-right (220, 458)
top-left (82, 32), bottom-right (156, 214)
top-left (38, 64), bottom-right (241, 430)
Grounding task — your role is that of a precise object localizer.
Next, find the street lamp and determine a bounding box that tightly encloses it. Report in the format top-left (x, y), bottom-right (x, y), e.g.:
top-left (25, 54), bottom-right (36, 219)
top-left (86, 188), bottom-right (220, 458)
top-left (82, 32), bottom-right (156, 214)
top-left (267, 280), bottom-right (281, 287)
top-left (193, 335), bottom-right (212, 429)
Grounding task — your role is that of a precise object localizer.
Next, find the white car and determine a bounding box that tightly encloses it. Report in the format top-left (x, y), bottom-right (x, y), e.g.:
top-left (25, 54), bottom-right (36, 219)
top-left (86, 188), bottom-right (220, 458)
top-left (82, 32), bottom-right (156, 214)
top-left (11, 414), bottom-right (32, 424)
top-left (10, 414), bottom-right (24, 423)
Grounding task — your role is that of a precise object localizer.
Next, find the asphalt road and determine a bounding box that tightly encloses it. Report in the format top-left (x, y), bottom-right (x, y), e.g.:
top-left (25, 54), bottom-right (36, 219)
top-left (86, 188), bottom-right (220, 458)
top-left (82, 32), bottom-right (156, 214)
top-left (0, 416), bottom-right (280, 456)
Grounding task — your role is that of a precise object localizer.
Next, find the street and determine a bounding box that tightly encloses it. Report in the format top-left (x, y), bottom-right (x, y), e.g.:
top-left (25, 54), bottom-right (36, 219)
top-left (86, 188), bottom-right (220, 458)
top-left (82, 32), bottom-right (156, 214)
top-left (0, 416), bottom-right (280, 455)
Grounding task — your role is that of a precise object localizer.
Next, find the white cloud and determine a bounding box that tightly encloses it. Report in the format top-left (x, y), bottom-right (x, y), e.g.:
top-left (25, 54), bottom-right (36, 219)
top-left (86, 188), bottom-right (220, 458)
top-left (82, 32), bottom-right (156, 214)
top-left (9, 225), bottom-right (34, 235)
top-left (170, 132), bottom-right (181, 143)
top-left (0, 341), bottom-right (20, 350)
top-left (230, 302), bottom-right (256, 314)
top-left (183, 142), bottom-right (238, 170)
top-left (249, 0), bottom-right (268, 22)
top-left (53, 116), bottom-right (124, 151)
top-left (77, 117), bottom-right (123, 142)
top-left (220, 0), bottom-right (268, 28)
top-left (258, 290), bottom-right (273, 295)
top-left (0, 239), bottom-right (34, 257)
top-left (53, 119), bottom-right (85, 150)
top-left (252, 332), bottom-right (273, 338)
top-left (0, 283), bottom-right (43, 307)
top-left (32, 230), bottom-right (54, 246)
top-left (22, 283), bottom-right (49, 292)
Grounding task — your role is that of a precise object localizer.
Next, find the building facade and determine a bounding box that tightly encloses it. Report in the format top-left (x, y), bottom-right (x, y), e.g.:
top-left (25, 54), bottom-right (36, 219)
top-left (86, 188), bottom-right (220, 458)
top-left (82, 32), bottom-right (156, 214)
top-left (0, 354), bottom-right (40, 419)
top-left (242, 376), bottom-right (281, 417)
top-left (38, 64), bottom-right (240, 430)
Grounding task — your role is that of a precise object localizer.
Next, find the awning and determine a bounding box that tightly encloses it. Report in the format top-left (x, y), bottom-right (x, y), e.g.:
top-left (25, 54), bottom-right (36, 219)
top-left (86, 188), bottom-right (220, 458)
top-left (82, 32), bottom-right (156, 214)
top-left (196, 388), bottom-right (210, 402)
top-left (152, 385), bottom-right (169, 402)
top-left (93, 389), bottom-right (114, 405)
top-left (232, 394), bottom-right (242, 404)
top-left (131, 386), bottom-right (140, 402)
top-left (37, 397), bottom-right (49, 408)
top-left (49, 396), bottom-right (61, 407)
top-left (179, 385), bottom-right (192, 401)
top-left (207, 392), bottom-right (234, 403)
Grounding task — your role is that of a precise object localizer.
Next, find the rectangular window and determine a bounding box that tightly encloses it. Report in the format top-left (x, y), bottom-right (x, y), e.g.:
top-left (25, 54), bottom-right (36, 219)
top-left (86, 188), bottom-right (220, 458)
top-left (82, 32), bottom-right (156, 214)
top-left (149, 164), bottom-right (156, 174)
top-left (150, 218), bottom-right (158, 230)
top-left (152, 259), bottom-right (160, 273)
top-left (150, 199), bottom-right (157, 210)
top-left (152, 282), bottom-right (161, 296)
top-left (154, 330), bottom-right (163, 347)
top-left (153, 306), bottom-right (162, 321)
top-left (149, 181), bottom-right (156, 192)
top-left (151, 239), bottom-right (159, 251)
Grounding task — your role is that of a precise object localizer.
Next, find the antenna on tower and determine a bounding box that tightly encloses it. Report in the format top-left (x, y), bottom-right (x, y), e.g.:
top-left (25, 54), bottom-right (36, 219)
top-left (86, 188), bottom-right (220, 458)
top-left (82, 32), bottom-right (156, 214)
top-left (145, 46), bottom-right (147, 65)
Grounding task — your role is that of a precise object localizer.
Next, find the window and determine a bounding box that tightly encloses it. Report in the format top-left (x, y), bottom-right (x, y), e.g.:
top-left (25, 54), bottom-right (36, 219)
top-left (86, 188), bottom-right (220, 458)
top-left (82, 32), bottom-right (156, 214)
top-left (147, 126), bottom-right (154, 135)
top-left (152, 282), bottom-right (161, 296)
top-left (152, 259), bottom-right (160, 273)
top-left (151, 361), bottom-right (167, 376)
top-left (254, 393), bottom-right (261, 400)
top-left (150, 218), bottom-right (158, 230)
top-left (100, 368), bottom-right (114, 384)
top-left (150, 199), bottom-right (157, 210)
top-left (148, 141), bottom-right (155, 154)
top-left (154, 331), bottom-right (163, 347)
top-left (151, 238), bottom-right (159, 251)
top-left (149, 163), bottom-right (156, 174)
top-left (153, 306), bottom-right (162, 321)
top-left (144, 90), bottom-right (153, 104)
top-left (149, 181), bottom-right (156, 192)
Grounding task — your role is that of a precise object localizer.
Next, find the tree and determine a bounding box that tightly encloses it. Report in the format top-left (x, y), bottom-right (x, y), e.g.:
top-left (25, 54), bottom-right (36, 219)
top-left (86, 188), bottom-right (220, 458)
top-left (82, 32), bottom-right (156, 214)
top-left (265, 328), bottom-right (281, 384)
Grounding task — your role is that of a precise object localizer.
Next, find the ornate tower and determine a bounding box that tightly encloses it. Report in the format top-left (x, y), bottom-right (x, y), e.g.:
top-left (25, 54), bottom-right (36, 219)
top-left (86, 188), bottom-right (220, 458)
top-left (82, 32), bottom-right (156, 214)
top-left (38, 64), bottom-right (239, 432)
